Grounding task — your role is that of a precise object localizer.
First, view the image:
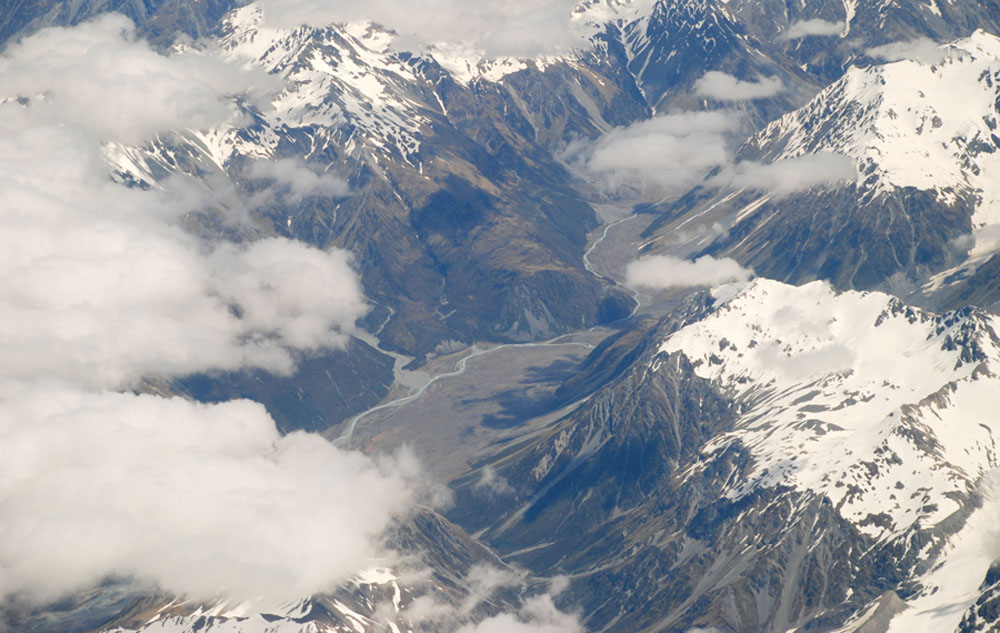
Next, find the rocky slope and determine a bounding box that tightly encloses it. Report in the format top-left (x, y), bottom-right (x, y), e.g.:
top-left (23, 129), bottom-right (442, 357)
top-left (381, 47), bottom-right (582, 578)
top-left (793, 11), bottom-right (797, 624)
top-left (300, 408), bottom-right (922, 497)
top-left (9, 2), bottom-right (1000, 633)
top-left (593, 0), bottom-right (819, 125)
top-left (107, 2), bottom-right (653, 358)
top-left (451, 280), bottom-right (1000, 633)
top-left (642, 30), bottom-right (1000, 306)
top-left (19, 0), bottom-right (856, 360)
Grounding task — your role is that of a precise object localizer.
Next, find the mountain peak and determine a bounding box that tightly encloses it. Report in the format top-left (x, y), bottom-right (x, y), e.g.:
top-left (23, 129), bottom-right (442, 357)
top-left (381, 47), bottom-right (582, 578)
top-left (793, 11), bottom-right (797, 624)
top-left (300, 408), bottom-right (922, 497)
top-left (661, 279), bottom-right (1000, 541)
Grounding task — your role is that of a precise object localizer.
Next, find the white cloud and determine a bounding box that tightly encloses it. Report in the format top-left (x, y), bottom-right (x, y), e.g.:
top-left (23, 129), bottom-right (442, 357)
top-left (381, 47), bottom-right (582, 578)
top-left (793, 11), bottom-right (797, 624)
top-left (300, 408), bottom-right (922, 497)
top-left (568, 112), bottom-right (854, 201)
top-left (256, 0), bottom-right (587, 58)
top-left (564, 111), bottom-right (742, 197)
top-left (626, 255), bottom-right (753, 289)
top-left (867, 38), bottom-right (946, 64)
top-left (246, 158), bottom-right (350, 207)
top-left (694, 71), bottom-right (785, 101)
top-left (740, 300), bottom-right (857, 378)
top-left (455, 594), bottom-right (581, 633)
top-left (0, 14), bottom-right (275, 144)
top-left (0, 17), bottom-right (365, 389)
top-left (0, 17), bottom-right (423, 609)
top-left (0, 384), bottom-right (419, 603)
top-left (209, 239), bottom-right (364, 350)
top-left (709, 153), bottom-right (857, 195)
top-left (754, 341), bottom-right (856, 378)
top-left (404, 567), bottom-right (579, 633)
top-left (777, 19), bottom-right (843, 41)
top-left (0, 113), bottom-right (366, 387)
top-left (404, 564), bottom-right (525, 625)
top-left (474, 465), bottom-right (515, 496)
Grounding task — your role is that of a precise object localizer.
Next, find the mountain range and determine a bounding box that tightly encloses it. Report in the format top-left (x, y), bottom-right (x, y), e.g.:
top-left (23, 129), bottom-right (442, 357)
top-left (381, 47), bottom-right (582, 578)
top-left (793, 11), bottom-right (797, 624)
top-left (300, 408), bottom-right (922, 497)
top-left (5, 1), bottom-right (1000, 633)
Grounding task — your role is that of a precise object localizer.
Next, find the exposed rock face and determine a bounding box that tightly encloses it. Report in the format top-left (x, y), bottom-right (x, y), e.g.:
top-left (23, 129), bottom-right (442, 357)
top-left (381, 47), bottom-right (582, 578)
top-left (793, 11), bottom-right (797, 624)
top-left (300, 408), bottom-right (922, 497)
top-left (99, 4), bottom-right (658, 358)
top-left (726, 0), bottom-right (1000, 83)
top-left (959, 564), bottom-right (1000, 633)
top-left (642, 32), bottom-right (1000, 307)
top-left (10, 3), bottom-right (1000, 633)
top-left (450, 281), bottom-right (1000, 633)
top-left (596, 0), bottom-right (819, 125)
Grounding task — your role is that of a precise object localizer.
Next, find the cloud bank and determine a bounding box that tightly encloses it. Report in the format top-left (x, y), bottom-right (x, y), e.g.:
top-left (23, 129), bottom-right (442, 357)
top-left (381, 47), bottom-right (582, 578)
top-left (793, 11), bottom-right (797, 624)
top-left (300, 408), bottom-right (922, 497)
top-left (256, 0), bottom-right (587, 58)
top-left (694, 71), bottom-right (785, 101)
top-left (778, 19), bottom-right (843, 41)
top-left (0, 105), bottom-right (365, 387)
top-left (0, 14), bottom-right (274, 144)
top-left (0, 16), bottom-right (418, 607)
top-left (0, 386), bottom-right (416, 602)
top-left (626, 255), bottom-right (752, 289)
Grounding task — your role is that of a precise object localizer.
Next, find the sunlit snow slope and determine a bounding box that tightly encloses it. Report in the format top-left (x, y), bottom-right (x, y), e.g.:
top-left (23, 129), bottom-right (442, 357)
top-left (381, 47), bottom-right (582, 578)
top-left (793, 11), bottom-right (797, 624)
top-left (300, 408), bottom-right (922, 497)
top-left (663, 279), bottom-right (1000, 541)
top-left (742, 32), bottom-right (1000, 289)
top-left (661, 278), bottom-right (1000, 631)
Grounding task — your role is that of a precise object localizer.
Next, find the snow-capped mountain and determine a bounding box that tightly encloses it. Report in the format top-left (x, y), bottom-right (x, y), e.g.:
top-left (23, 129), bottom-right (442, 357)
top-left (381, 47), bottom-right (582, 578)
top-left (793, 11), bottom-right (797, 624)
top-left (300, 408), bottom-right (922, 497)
top-left (596, 0), bottom-right (818, 124)
top-left (723, 0), bottom-right (1000, 82)
top-left (100, 0), bottom-right (839, 362)
top-left (663, 279), bottom-right (1000, 541)
top-left (101, 584), bottom-right (399, 633)
top-left (10, 2), bottom-right (1000, 633)
top-left (841, 0), bottom-right (1000, 47)
top-left (748, 31), bottom-right (1000, 231)
top-left (642, 30), bottom-right (1000, 305)
top-left (452, 279), bottom-right (1000, 632)
top-left (663, 279), bottom-right (1000, 632)
top-left (103, 0), bottom-right (661, 360)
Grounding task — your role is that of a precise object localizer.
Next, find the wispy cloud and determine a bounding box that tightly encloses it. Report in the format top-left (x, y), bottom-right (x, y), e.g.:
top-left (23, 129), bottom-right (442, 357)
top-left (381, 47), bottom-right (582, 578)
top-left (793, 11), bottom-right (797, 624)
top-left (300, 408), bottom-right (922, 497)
top-left (0, 14), bottom-right (275, 144)
top-left (567, 111), bottom-right (854, 200)
top-left (626, 255), bottom-right (752, 289)
top-left (404, 568), bottom-right (580, 633)
top-left (256, 0), bottom-right (590, 58)
top-left (694, 71), bottom-right (785, 101)
top-left (777, 19), bottom-right (843, 41)
top-left (474, 465), bottom-right (515, 496)
top-left (867, 37), bottom-right (946, 64)
top-left (708, 153), bottom-right (858, 197)
top-left (246, 158), bottom-right (350, 208)
top-left (455, 593), bottom-right (581, 633)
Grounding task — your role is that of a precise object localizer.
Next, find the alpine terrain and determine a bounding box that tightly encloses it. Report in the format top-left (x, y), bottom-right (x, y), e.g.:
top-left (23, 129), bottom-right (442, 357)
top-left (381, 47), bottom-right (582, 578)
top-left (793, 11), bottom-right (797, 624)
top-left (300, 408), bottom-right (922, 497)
top-left (4, 1), bottom-right (1000, 633)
